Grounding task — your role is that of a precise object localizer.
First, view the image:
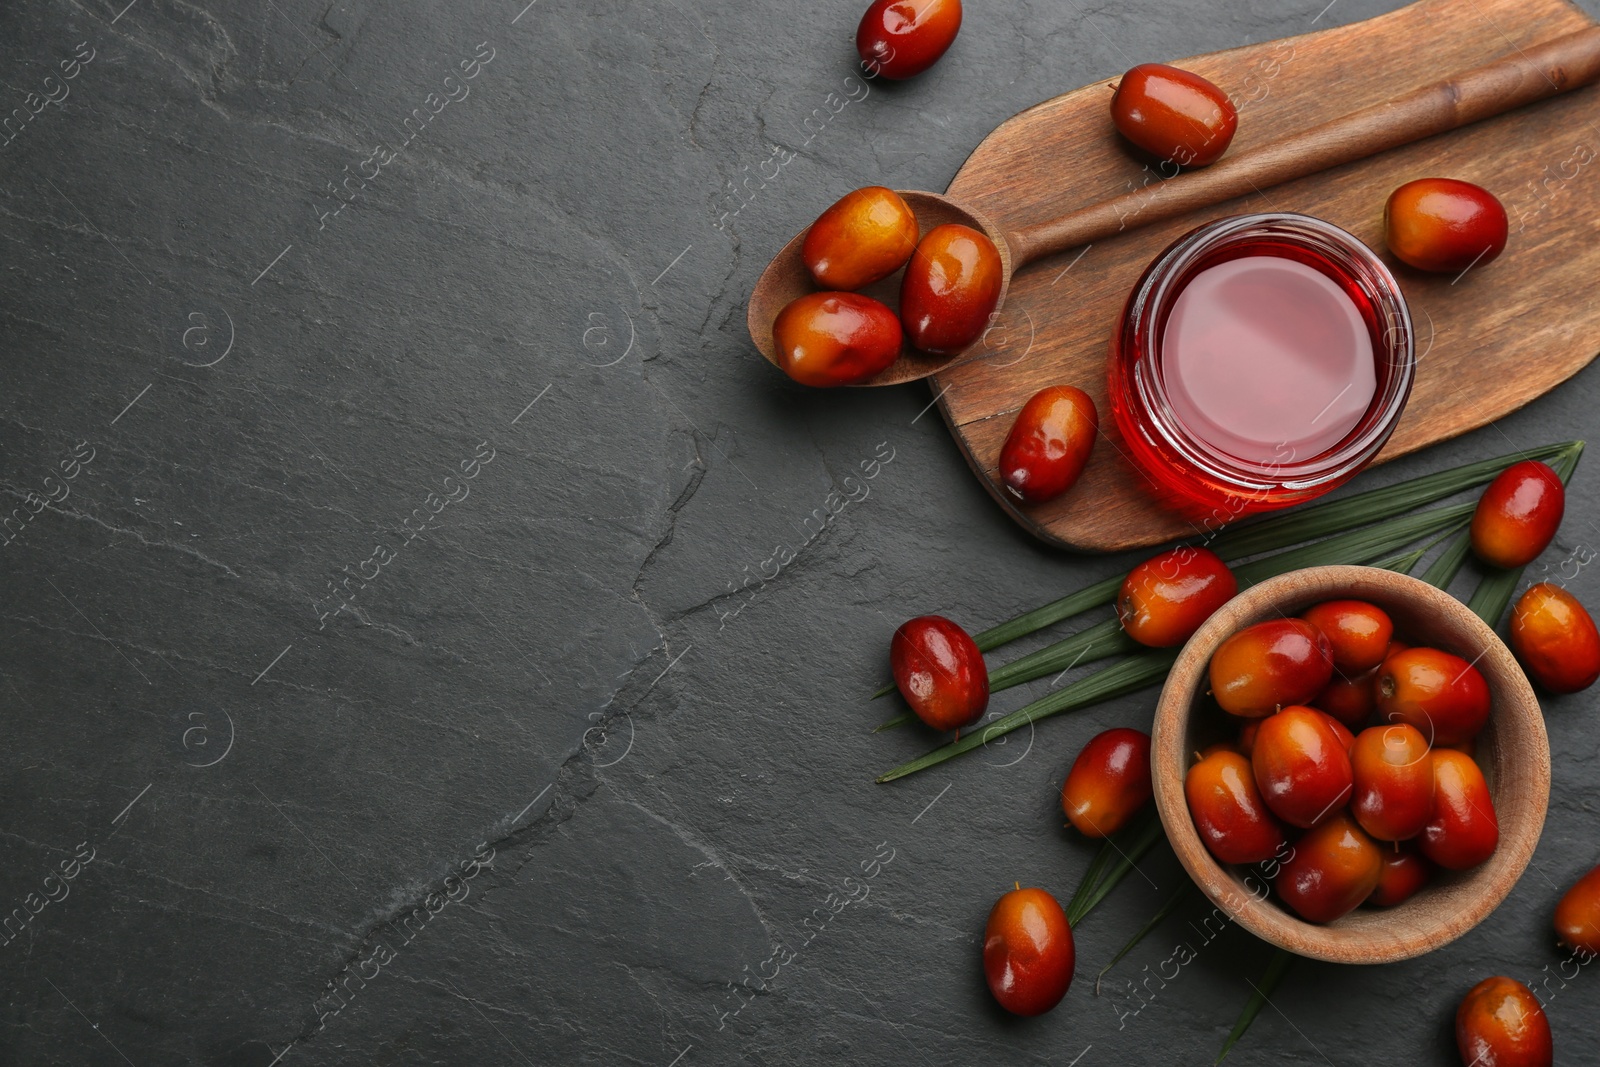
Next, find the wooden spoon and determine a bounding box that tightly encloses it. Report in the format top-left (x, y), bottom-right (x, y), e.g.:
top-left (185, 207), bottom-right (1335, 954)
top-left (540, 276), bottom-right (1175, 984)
top-left (748, 26), bottom-right (1600, 387)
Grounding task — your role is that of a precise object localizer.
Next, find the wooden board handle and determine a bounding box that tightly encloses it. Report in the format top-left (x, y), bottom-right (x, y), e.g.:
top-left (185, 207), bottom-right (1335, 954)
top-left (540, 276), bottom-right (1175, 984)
top-left (1008, 26), bottom-right (1600, 266)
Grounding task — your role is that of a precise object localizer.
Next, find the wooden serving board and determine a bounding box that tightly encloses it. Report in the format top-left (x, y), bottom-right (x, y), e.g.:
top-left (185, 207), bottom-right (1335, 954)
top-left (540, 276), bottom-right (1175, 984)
top-left (934, 0), bottom-right (1600, 552)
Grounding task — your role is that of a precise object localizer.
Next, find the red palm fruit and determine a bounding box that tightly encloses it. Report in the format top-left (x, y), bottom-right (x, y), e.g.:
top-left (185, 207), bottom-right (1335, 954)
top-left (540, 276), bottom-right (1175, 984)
top-left (802, 186), bottom-right (919, 290)
top-left (1419, 749), bottom-right (1498, 870)
top-left (1185, 749), bottom-right (1288, 865)
top-left (1110, 63), bottom-right (1238, 168)
top-left (1315, 710), bottom-right (1356, 753)
top-left (899, 223), bottom-right (1002, 355)
top-left (1301, 599), bottom-right (1395, 674)
top-left (1385, 178), bottom-right (1509, 273)
top-left (890, 615), bottom-right (988, 731)
top-left (773, 292), bottom-right (902, 387)
top-left (1553, 863), bottom-right (1600, 954)
top-left (999, 386), bottom-right (1098, 505)
top-left (1368, 843), bottom-right (1432, 907)
top-left (1117, 547), bottom-right (1238, 648)
top-left (856, 0), bottom-right (963, 81)
top-left (1315, 667), bottom-right (1378, 729)
top-left (1375, 646), bottom-right (1490, 746)
top-left (1373, 638), bottom-right (1410, 684)
top-left (983, 886), bottom-right (1074, 1016)
top-left (1061, 728), bottom-right (1152, 838)
top-left (1350, 724), bottom-right (1434, 841)
top-left (1510, 583), bottom-right (1600, 694)
top-left (1251, 707), bottom-right (1354, 829)
top-left (1237, 720), bottom-right (1262, 759)
top-left (1471, 460), bottom-right (1564, 569)
top-left (1455, 977), bottom-right (1552, 1067)
top-left (1209, 619), bottom-right (1335, 718)
top-left (1275, 811), bottom-right (1383, 923)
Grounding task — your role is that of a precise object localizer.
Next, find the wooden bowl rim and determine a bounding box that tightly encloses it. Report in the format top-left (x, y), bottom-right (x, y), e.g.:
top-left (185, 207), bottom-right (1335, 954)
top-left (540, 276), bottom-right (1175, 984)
top-left (1150, 564), bottom-right (1550, 964)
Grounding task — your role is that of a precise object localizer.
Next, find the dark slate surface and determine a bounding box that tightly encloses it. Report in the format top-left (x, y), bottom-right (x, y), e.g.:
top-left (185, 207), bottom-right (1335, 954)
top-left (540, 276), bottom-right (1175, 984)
top-left (2, 0), bottom-right (1598, 1063)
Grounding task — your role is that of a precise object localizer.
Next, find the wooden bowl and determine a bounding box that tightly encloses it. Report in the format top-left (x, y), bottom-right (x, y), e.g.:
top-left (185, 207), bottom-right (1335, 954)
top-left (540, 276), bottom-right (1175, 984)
top-left (1150, 565), bottom-right (1549, 964)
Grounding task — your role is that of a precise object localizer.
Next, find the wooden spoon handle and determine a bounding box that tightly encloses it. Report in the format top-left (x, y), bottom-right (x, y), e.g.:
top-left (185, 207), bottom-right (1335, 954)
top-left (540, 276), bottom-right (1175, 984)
top-left (1008, 26), bottom-right (1600, 266)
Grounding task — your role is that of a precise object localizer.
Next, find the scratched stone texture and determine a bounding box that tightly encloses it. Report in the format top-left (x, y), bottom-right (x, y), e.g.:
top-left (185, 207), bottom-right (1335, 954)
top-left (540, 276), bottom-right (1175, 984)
top-left (1, 0), bottom-right (1599, 1064)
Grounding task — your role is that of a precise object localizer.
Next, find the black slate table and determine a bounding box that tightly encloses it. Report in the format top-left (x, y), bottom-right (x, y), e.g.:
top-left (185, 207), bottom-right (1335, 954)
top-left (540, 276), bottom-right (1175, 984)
top-left (2, 0), bottom-right (1598, 1063)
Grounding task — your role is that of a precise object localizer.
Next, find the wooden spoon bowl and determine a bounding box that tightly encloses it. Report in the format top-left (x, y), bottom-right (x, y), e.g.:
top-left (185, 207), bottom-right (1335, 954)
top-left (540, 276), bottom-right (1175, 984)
top-left (745, 191), bottom-right (1015, 387)
top-left (1150, 565), bottom-right (1549, 964)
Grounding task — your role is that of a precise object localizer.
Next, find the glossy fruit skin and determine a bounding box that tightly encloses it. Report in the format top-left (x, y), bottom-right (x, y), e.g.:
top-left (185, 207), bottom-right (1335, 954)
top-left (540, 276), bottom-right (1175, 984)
top-left (1350, 724), bottom-right (1434, 841)
top-left (1456, 977), bottom-right (1552, 1067)
top-left (1510, 582), bottom-right (1600, 694)
top-left (1276, 811), bottom-right (1383, 923)
top-left (773, 292), bottom-right (902, 387)
top-left (1376, 647), bottom-right (1491, 746)
top-left (1117, 547), bottom-right (1238, 648)
top-left (900, 224), bottom-right (1003, 354)
top-left (983, 887), bottom-right (1074, 1016)
top-left (1554, 863), bottom-right (1600, 954)
top-left (1369, 843), bottom-right (1432, 907)
top-left (1000, 386), bottom-right (1099, 505)
top-left (1061, 728), bottom-right (1152, 837)
top-left (856, 0), bottom-right (963, 81)
top-left (1185, 749), bottom-right (1288, 865)
top-left (1210, 619), bottom-right (1335, 717)
top-left (1316, 710), bottom-right (1356, 753)
top-left (1472, 461), bottom-right (1565, 568)
top-left (1385, 178), bottom-right (1509, 273)
top-left (1252, 707), bottom-right (1355, 829)
top-left (1420, 749), bottom-right (1499, 870)
top-left (802, 187), bottom-right (919, 290)
top-left (1110, 63), bottom-right (1237, 168)
top-left (1301, 600), bottom-right (1395, 674)
top-left (1377, 639), bottom-right (1411, 673)
top-left (890, 615), bottom-right (989, 731)
top-left (1315, 668), bottom-right (1378, 729)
